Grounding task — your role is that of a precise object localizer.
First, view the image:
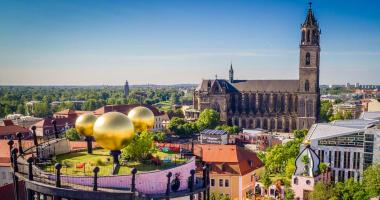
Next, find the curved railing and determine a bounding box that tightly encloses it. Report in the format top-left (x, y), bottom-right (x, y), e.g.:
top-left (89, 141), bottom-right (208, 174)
top-left (8, 127), bottom-right (210, 200)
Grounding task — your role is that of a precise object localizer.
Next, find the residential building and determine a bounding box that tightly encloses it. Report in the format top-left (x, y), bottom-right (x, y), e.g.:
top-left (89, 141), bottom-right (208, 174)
top-left (0, 120), bottom-right (30, 140)
top-left (53, 109), bottom-right (89, 119)
top-left (4, 114), bottom-right (42, 128)
top-left (332, 102), bottom-right (362, 119)
top-left (304, 119), bottom-right (380, 183)
top-left (32, 118), bottom-right (74, 138)
top-left (199, 129), bottom-right (229, 145)
top-left (195, 144), bottom-right (263, 200)
top-left (235, 129), bottom-right (282, 151)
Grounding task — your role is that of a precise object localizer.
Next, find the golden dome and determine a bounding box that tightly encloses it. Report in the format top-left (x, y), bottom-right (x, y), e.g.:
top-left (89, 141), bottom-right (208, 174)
top-left (75, 113), bottom-right (97, 137)
top-left (127, 106), bottom-right (155, 132)
top-left (93, 112), bottom-right (135, 151)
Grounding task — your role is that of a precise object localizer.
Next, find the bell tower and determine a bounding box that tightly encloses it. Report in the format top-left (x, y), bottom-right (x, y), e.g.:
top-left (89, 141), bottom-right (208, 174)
top-left (298, 2), bottom-right (321, 129)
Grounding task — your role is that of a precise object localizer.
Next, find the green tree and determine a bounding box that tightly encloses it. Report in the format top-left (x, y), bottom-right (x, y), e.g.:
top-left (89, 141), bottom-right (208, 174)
top-left (363, 164), bottom-right (380, 198)
top-left (33, 102), bottom-right (51, 117)
top-left (16, 104), bottom-right (25, 114)
top-left (294, 129), bottom-right (308, 140)
top-left (122, 131), bottom-right (156, 161)
top-left (320, 100), bottom-right (333, 122)
top-left (309, 182), bottom-right (334, 200)
top-left (167, 109), bottom-right (184, 119)
top-left (168, 117), bottom-right (198, 137)
top-left (284, 186), bottom-right (294, 200)
top-left (197, 109), bottom-right (220, 131)
top-left (65, 128), bottom-right (81, 141)
top-left (285, 157), bottom-right (296, 178)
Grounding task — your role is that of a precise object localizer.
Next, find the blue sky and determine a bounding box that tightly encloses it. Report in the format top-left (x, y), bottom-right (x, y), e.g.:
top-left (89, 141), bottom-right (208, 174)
top-left (0, 0), bottom-right (379, 85)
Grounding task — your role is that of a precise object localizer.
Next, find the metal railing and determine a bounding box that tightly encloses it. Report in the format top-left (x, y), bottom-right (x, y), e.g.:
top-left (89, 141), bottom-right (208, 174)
top-left (8, 122), bottom-right (210, 200)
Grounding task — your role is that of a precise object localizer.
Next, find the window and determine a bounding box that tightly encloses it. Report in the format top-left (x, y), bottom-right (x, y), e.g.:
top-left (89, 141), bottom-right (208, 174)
top-left (302, 30), bottom-right (306, 43)
top-left (334, 151), bottom-right (341, 168)
top-left (305, 52), bottom-right (311, 65)
top-left (307, 30), bottom-right (310, 42)
top-left (331, 170), bottom-right (335, 182)
top-left (305, 80), bottom-right (310, 92)
top-left (219, 179), bottom-right (223, 187)
top-left (343, 152), bottom-right (350, 169)
top-left (306, 180), bottom-right (311, 185)
top-left (329, 151), bottom-right (332, 164)
top-left (211, 179), bottom-right (215, 187)
top-left (293, 177), bottom-right (298, 185)
top-left (225, 179), bottom-right (229, 187)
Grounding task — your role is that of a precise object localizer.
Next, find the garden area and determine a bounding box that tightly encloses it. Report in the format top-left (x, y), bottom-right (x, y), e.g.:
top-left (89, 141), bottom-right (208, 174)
top-left (42, 148), bottom-right (188, 176)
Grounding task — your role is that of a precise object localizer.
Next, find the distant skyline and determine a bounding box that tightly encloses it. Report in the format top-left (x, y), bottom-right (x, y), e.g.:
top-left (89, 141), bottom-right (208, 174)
top-left (0, 0), bottom-right (379, 85)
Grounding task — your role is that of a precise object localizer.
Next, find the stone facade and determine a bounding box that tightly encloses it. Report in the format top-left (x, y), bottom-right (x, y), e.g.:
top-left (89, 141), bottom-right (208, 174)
top-left (193, 6), bottom-right (320, 132)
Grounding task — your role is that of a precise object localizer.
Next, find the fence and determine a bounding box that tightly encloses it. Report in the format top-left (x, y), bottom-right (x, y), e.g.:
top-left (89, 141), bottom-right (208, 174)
top-left (8, 124), bottom-right (210, 200)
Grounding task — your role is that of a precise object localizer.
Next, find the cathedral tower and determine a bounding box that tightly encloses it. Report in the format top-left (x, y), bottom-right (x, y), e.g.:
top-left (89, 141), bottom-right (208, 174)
top-left (298, 2), bottom-right (320, 129)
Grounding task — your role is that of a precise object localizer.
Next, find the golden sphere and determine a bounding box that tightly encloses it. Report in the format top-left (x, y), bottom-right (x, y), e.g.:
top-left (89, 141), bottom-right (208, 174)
top-left (93, 112), bottom-right (135, 151)
top-left (127, 106), bottom-right (155, 132)
top-left (75, 113), bottom-right (97, 137)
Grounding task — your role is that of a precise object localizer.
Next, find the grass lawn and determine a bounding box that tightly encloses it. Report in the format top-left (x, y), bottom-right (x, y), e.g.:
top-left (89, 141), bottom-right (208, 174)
top-left (42, 149), bottom-right (187, 176)
top-left (153, 101), bottom-right (172, 111)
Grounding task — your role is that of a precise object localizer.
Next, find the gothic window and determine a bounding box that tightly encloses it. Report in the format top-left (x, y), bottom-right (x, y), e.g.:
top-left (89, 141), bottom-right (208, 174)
top-left (307, 29), bottom-right (310, 42)
top-left (312, 30), bottom-right (316, 43)
top-left (305, 80), bottom-right (310, 92)
top-left (305, 52), bottom-right (311, 65)
top-left (301, 30), bottom-right (305, 43)
top-left (207, 80), bottom-right (211, 90)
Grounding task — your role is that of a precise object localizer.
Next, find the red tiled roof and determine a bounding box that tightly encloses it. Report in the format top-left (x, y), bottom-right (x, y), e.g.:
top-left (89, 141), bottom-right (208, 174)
top-left (3, 120), bottom-right (14, 126)
top-left (94, 104), bottom-right (164, 116)
top-left (54, 109), bottom-right (89, 116)
top-left (0, 140), bottom-right (34, 166)
top-left (0, 121), bottom-right (29, 136)
top-left (194, 144), bottom-right (263, 175)
top-left (32, 118), bottom-right (75, 128)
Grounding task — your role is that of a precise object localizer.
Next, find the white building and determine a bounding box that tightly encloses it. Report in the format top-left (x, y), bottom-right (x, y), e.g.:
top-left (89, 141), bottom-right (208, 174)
top-left (305, 119), bottom-right (380, 182)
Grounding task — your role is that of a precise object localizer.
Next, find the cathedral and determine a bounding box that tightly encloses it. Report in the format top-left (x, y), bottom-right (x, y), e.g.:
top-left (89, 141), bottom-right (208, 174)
top-left (192, 4), bottom-right (320, 132)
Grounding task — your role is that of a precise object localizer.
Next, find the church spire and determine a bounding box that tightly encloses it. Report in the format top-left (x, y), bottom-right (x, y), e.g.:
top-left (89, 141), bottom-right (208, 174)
top-left (229, 63), bottom-right (234, 83)
top-left (303, 2), bottom-right (318, 27)
top-left (300, 2), bottom-right (320, 46)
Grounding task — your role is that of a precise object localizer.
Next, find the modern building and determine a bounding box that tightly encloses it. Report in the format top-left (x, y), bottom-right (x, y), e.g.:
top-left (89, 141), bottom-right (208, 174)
top-left (199, 129), bottom-right (229, 145)
top-left (192, 4), bottom-right (321, 132)
top-left (195, 144), bottom-right (264, 200)
top-left (304, 119), bottom-right (380, 183)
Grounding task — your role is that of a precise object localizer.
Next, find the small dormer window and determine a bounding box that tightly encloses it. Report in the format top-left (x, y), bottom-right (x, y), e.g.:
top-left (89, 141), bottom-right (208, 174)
top-left (306, 180), bottom-right (311, 185)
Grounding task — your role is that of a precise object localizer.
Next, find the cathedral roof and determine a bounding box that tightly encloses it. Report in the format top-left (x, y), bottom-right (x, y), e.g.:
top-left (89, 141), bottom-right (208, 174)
top-left (232, 80), bottom-right (299, 92)
top-left (196, 79), bottom-right (239, 93)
